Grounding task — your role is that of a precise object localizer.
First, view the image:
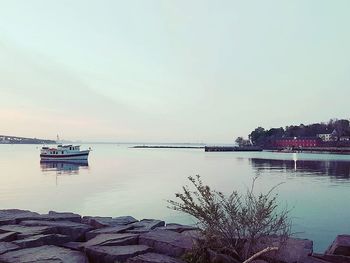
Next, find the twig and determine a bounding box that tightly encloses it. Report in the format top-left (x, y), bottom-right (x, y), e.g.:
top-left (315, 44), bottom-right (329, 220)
top-left (242, 247), bottom-right (279, 263)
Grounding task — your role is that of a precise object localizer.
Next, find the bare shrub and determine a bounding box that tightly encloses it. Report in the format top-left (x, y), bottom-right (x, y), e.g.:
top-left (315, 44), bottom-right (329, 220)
top-left (167, 175), bottom-right (291, 262)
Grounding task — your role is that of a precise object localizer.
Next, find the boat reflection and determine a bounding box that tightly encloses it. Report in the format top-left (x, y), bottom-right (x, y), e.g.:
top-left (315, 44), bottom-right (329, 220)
top-left (40, 160), bottom-right (89, 175)
top-left (249, 158), bottom-right (350, 179)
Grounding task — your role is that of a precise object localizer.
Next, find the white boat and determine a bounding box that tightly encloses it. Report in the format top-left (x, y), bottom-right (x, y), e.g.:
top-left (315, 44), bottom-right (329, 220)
top-left (40, 145), bottom-right (90, 161)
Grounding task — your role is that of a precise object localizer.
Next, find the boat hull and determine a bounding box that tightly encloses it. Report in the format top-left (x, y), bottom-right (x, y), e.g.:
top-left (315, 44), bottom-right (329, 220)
top-left (40, 150), bottom-right (90, 161)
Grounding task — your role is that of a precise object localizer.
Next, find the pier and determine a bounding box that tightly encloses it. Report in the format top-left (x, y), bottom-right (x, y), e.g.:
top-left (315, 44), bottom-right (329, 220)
top-left (204, 146), bottom-right (263, 152)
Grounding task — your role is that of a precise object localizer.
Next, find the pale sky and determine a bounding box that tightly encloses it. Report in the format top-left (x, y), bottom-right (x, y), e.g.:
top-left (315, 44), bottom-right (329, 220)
top-left (0, 0), bottom-right (349, 143)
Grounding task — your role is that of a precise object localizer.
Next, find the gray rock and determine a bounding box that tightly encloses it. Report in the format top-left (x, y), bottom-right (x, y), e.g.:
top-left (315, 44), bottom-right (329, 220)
top-left (0, 232), bottom-right (17, 242)
top-left (83, 233), bottom-right (138, 248)
top-left (61, 241), bottom-right (85, 251)
top-left (257, 236), bottom-right (313, 263)
top-left (301, 257), bottom-right (331, 263)
top-left (0, 225), bottom-right (57, 239)
top-left (13, 234), bottom-right (71, 248)
top-left (139, 229), bottom-right (194, 257)
top-left (85, 225), bottom-right (134, 240)
top-left (208, 249), bottom-right (241, 263)
top-left (312, 252), bottom-right (350, 263)
top-left (127, 252), bottom-right (186, 263)
top-left (156, 223), bottom-right (198, 233)
top-left (181, 230), bottom-right (203, 241)
top-left (0, 245), bottom-right (89, 262)
top-left (0, 209), bottom-right (40, 225)
top-left (20, 220), bottom-right (92, 241)
top-left (35, 211), bottom-right (82, 223)
top-left (85, 245), bottom-right (152, 263)
top-left (82, 216), bottom-right (138, 228)
top-left (128, 219), bottom-right (165, 233)
top-left (326, 234), bottom-right (350, 256)
top-left (0, 242), bottom-right (20, 255)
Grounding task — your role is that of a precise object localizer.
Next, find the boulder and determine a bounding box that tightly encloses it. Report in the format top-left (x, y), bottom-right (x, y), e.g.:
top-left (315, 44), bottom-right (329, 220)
top-left (20, 220), bottom-right (92, 241)
top-left (139, 229), bottom-right (194, 257)
top-left (36, 211), bottom-right (82, 223)
top-left (0, 245), bottom-right (89, 262)
top-left (326, 235), bottom-right (350, 256)
top-left (13, 234), bottom-right (71, 248)
top-left (82, 233), bottom-right (139, 248)
top-left (127, 252), bottom-right (186, 263)
top-left (0, 209), bottom-right (40, 225)
top-left (128, 219), bottom-right (165, 233)
top-left (82, 216), bottom-right (138, 228)
top-left (156, 223), bottom-right (198, 233)
top-left (86, 225), bottom-right (134, 240)
top-left (85, 245), bottom-right (152, 263)
top-left (0, 225), bottom-right (57, 239)
top-left (0, 232), bottom-right (16, 242)
top-left (0, 242), bottom-right (20, 255)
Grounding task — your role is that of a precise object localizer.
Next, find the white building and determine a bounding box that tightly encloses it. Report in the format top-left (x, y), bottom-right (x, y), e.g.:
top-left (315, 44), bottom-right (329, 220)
top-left (317, 133), bottom-right (333, 142)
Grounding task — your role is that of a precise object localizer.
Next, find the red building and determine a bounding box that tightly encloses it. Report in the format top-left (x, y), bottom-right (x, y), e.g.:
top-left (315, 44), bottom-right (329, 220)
top-left (274, 137), bottom-right (322, 148)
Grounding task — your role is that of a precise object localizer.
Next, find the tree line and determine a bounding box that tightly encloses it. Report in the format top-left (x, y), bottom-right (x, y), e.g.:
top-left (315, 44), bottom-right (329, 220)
top-left (235, 119), bottom-right (350, 147)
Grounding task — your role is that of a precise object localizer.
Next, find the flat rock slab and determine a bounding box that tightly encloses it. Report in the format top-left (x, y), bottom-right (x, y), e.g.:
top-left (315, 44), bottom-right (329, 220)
top-left (0, 225), bottom-right (57, 239)
top-left (180, 230), bottom-right (202, 241)
top-left (139, 229), bottom-right (194, 257)
top-left (83, 233), bottom-right (139, 248)
top-left (326, 234), bottom-right (350, 256)
top-left (20, 220), bottom-right (92, 241)
top-left (0, 242), bottom-right (20, 255)
top-left (86, 245), bottom-right (152, 263)
top-left (0, 245), bottom-right (89, 263)
top-left (13, 234), bottom-right (71, 248)
top-left (156, 224), bottom-right (198, 233)
top-left (127, 252), bottom-right (186, 263)
top-left (86, 225), bottom-right (134, 240)
top-left (0, 232), bottom-right (16, 242)
top-left (82, 216), bottom-right (138, 228)
top-left (0, 210), bottom-right (40, 225)
top-left (128, 219), bottom-right (165, 234)
top-left (36, 211), bottom-right (82, 223)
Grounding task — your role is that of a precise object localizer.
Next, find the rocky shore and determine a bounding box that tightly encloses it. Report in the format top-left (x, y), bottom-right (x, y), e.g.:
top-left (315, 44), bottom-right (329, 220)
top-left (0, 209), bottom-right (349, 263)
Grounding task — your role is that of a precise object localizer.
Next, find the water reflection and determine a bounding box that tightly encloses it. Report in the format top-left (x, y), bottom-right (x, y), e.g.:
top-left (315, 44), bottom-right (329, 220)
top-left (249, 158), bottom-right (350, 179)
top-left (40, 160), bottom-right (89, 175)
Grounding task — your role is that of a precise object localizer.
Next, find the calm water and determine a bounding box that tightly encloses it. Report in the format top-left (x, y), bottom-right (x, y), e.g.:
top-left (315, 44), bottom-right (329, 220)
top-left (0, 144), bottom-right (350, 252)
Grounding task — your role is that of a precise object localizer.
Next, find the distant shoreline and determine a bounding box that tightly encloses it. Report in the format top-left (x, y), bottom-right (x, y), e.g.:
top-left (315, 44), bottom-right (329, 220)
top-left (0, 135), bottom-right (55, 145)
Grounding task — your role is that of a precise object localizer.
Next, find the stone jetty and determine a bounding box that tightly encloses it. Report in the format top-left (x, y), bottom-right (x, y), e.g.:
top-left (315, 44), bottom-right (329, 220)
top-left (0, 209), bottom-right (348, 263)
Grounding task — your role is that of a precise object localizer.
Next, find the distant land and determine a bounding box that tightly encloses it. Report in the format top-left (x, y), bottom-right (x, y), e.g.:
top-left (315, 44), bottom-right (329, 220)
top-left (0, 135), bottom-right (56, 144)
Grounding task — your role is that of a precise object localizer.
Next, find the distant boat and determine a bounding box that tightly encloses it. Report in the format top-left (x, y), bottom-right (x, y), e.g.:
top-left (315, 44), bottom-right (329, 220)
top-left (40, 145), bottom-right (90, 161)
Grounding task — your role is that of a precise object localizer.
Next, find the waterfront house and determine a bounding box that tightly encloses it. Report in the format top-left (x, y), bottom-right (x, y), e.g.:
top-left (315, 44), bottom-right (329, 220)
top-left (317, 133), bottom-right (333, 142)
top-left (274, 137), bottom-right (322, 148)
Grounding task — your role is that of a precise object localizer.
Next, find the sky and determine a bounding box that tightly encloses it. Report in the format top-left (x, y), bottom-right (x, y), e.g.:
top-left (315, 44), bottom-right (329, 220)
top-left (0, 0), bottom-right (349, 143)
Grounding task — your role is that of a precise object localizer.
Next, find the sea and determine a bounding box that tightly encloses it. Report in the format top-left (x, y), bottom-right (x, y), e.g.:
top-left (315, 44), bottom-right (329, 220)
top-left (0, 143), bottom-right (349, 252)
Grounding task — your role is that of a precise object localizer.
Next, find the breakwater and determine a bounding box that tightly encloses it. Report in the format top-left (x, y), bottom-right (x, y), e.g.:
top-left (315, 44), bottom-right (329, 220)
top-left (0, 209), bottom-right (348, 262)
